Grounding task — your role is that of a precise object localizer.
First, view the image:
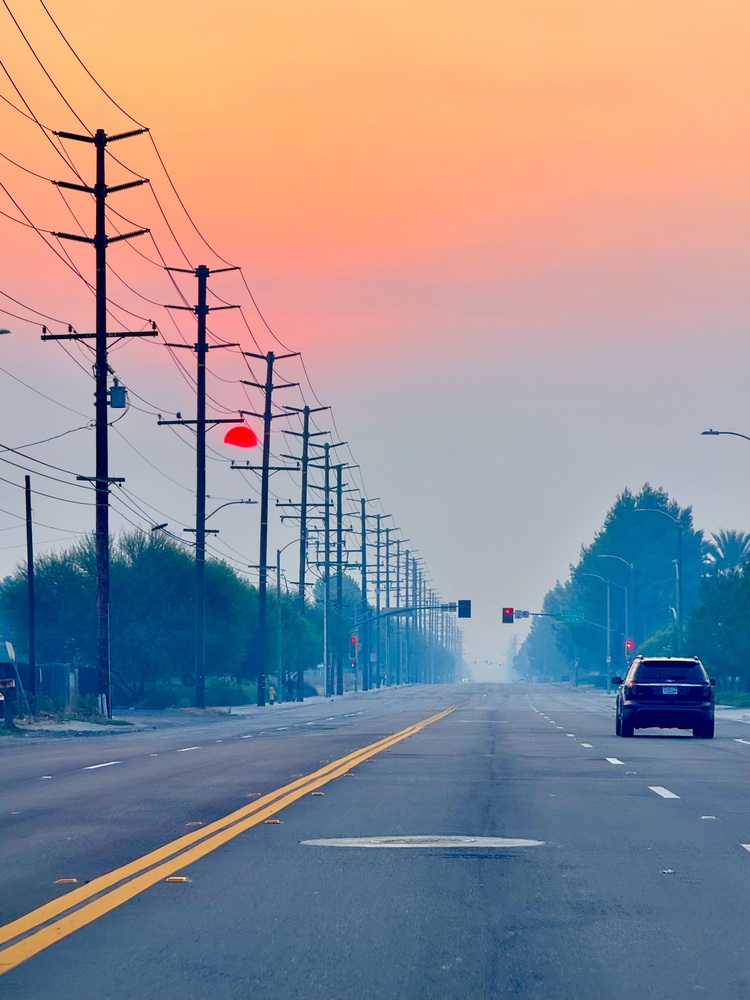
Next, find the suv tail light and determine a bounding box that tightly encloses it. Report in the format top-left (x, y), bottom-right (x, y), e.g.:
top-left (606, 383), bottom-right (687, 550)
top-left (626, 683), bottom-right (638, 700)
top-left (702, 683), bottom-right (711, 699)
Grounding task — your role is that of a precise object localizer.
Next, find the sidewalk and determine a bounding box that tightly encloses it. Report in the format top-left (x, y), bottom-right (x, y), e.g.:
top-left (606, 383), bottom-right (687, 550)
top-left (2, 705), bottom-right (237, 737)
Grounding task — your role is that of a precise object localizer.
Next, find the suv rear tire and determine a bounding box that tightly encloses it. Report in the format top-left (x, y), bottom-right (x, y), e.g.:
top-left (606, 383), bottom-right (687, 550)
top-left (693, 719), bottom-right (715, 739)
top-left (620, 717), bottom-right (634, 738)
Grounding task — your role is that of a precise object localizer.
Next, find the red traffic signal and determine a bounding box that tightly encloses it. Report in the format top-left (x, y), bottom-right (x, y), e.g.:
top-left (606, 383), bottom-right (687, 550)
top-left (502, 607), bottom-right (514, 624)
top-left (625, 639), bottom-right (634, 651)
top-left (350, 635), bottom-right (357, 649)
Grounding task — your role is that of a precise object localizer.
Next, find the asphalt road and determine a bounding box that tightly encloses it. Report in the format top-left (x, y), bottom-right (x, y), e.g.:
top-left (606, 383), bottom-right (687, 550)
top-left (3, 683), bottom-right (750, 999)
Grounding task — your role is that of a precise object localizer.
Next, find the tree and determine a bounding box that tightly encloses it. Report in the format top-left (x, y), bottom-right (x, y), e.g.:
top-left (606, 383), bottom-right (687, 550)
top-left (703, 530), bottom-right (750, 576)
top-left (518, 484), bottom-right (706, 680)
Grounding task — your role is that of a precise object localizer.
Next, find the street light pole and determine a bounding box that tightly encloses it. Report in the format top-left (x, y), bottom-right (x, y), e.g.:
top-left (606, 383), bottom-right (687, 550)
top-left (580, 572), bottom-right (611, 684)
top-left (276, 538), bottom-right (296, 702)
top-left (596, 554), bottom-right (633, 647)
top-left (634, 507), bottom-right (683, 654)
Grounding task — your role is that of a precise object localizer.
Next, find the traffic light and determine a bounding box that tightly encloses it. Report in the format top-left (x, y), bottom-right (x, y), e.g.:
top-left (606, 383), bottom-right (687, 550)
top-left (350, 635), bottom-right (357, 654)
top-left (502, 607), bottom-right (514, 624)
top-left (457, 600), bottom-right (471, 618)
top-left (625, 639), bottom-right (634, 657)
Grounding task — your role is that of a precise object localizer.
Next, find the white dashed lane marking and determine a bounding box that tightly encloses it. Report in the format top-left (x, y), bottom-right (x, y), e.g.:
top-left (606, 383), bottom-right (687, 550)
top-left (649, 786), bottom-right (680, 799)
top-left (735, 739), bottom-right (750, 746)
top-left (83, 761), bottom-right (121, 770)
top-left (581, 743), bottom-right (593, 748)
top-left (176, 747), bottom-right (201, 753)
top-left (605, 758), bottom-right (625, 765)
top-left (741, 844), bottom-right (750, 853)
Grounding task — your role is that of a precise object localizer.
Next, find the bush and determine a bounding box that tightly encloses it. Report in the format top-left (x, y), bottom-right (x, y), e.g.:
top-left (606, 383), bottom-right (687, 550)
top-left (205, 677), bottom-right (257, 707)
top-left (135, 682), bottom-right (191, 710)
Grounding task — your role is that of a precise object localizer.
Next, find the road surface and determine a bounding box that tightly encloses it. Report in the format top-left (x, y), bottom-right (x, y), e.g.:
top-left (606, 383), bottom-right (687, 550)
top-left (2, 683), bottom-right (750, 998)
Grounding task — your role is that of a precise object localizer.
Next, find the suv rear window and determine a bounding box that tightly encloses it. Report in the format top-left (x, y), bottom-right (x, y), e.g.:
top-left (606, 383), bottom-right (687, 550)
top-left (634, 660), bottom-right (705, 682)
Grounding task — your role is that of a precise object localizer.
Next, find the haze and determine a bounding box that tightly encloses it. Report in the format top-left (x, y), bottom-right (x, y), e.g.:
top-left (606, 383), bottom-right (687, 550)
top-left (1, 1), bottom-right (749, 678)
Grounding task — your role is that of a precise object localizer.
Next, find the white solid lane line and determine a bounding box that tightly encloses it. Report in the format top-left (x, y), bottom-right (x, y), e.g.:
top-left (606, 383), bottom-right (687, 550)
top-left (649, 786), bottom-right (680, 799)
top-left (176, 746), bottom-right (201, 753)
top-left (741, 845), bottom-right (750, 853)
top-left (581, 743), bottom-right (593, 748)
top-left (83, 761), bottom-right (121, 770)
top-left (605, 758), bottom-right (625, 765)
top-left (735, 739), bottom-right (750, 746)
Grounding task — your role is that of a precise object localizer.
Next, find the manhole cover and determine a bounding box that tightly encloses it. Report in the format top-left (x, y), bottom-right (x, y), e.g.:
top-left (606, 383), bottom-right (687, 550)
top-left (301, 835), bottom-right (545, 849)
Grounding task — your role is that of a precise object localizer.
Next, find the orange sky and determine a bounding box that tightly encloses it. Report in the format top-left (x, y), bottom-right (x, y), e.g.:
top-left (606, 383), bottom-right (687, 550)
top-left (2, 1), bottom-right (750, 664)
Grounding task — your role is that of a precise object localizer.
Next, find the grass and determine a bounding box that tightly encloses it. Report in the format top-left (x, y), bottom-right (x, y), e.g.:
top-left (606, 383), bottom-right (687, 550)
top-left (716, 692), bottom-right (750, 709)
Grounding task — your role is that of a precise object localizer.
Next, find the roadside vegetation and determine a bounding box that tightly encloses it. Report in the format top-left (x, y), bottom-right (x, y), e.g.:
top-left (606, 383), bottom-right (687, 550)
top-left (514, 484), bottom-right (750, 694)
top-left (0, 532), bottom-right (455, 711)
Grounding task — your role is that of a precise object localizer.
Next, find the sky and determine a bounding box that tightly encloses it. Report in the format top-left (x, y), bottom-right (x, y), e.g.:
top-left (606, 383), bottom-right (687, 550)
top-left (1, 1), bottom-right (749, 679)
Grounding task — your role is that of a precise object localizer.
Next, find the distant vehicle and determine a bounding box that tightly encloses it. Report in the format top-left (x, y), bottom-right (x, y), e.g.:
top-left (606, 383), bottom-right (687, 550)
top-left (612, 656), bottom-right (715, 738)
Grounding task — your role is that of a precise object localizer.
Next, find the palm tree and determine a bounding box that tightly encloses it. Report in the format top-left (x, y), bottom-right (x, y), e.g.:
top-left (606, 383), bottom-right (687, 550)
top-left (703, 529), bottom-right (750, 575)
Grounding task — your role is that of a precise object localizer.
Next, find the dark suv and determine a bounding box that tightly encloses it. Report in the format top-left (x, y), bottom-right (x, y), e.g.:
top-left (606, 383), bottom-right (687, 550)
top-left (612, 656), bottom-right (715, 738)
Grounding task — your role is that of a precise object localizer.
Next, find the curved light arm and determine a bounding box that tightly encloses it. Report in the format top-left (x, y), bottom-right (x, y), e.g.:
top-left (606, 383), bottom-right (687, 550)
top-left (205, 498), bottom-right (256, 521)
top-left (701, 429), bottom-right (750, 443)
top-left (634, 506), bottom-right (679, 526)
top-left (579, 572), bottom-right (607, 585)
top-left (596, 553), bottom-right (633, 570)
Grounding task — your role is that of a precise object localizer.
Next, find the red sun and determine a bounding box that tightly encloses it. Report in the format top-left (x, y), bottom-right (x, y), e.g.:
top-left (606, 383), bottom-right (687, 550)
top-left (223, 425), bottom-right (259, 448)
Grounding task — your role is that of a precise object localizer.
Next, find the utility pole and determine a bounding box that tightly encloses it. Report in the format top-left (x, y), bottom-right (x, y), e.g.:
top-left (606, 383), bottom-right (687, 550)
top-left (309, 441), bottom-right (346, 696)
top-left (384, 526), bottom-right (391, 686)
top-left (25, 476), bottom-right (35, 715)
top-left (44, 126), bottom-right (155, 718)
top-left (395, 538), bottom-right (402, 685)
top-left (333, 462), bottom-right (356, 696)
top-left (232, 352), bottom-right (299, 706)
top-left (279, 405), bottom-right (328, 699)
top-left (360, 498), bottom-right (369, 691)
top-left (412, 556), bottom-right (420, 683)
top-left (372, 514), bottom-right (392, 687)
top-left (159, 264), bottom-right (239, 708)
top-left (403, 547), bottom-right (411, 683)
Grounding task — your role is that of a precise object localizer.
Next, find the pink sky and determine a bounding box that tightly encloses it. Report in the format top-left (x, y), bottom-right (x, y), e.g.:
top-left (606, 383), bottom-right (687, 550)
top-left (1, 1), bottom-right (749, 668)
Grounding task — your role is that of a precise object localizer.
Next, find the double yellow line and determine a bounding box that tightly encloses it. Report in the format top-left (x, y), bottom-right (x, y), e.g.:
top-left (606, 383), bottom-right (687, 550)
top-left (0, 704), bottom-right (454, 975)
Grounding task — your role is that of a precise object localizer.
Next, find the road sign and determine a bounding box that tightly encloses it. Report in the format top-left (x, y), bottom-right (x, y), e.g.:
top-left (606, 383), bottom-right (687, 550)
top-left (555, 611), bottom-right (584, 623)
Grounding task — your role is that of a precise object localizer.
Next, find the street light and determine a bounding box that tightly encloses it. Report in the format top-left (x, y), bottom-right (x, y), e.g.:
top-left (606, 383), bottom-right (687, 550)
top-left (183, 498), bottom-right (257, 708)
top-left (595, 554), bottom-right (633, 646)
top-left (276, 538), bottom-right (298, 702)
top-left (701, 428), bottom-right (750, 444)
top-left (579, 572), bottom-right (611, 686)
top-left (634, 507), bottom-right (682, 654)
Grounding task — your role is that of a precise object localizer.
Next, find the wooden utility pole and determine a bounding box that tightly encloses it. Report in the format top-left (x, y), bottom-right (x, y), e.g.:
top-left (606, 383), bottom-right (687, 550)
top-left (233, 352), bottom-right (298, 706)
top-left (159, 265), bottom-right (239, 707)
top-left (44, 126), bottom-right (155, 717)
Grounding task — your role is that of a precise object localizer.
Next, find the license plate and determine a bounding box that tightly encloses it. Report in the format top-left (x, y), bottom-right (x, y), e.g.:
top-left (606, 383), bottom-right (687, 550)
top-left (662, 686), bottom-right (678, 695)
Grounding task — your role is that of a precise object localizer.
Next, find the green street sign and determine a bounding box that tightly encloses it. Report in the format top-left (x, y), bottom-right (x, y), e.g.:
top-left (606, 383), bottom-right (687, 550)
top-left (555, 610), bottom-right (584, 623)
